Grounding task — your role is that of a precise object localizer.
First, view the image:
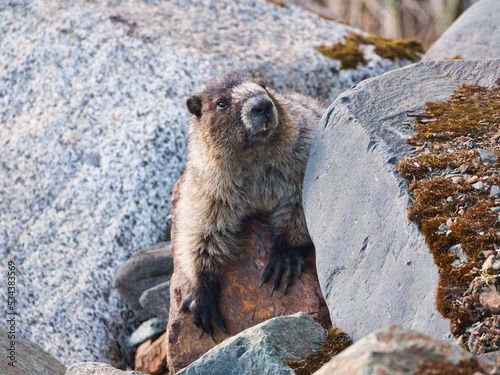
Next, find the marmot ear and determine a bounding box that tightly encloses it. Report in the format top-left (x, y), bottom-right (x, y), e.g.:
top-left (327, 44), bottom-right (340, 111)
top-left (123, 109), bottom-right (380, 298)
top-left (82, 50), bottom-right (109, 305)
top-left (187, 95), bottom-right (202, 118)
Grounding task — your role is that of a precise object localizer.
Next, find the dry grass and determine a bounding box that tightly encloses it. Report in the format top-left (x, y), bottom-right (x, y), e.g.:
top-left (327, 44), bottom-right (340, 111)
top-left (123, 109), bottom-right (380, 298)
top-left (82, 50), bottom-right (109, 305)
top-left (315, 0), bottom-right (479, 47)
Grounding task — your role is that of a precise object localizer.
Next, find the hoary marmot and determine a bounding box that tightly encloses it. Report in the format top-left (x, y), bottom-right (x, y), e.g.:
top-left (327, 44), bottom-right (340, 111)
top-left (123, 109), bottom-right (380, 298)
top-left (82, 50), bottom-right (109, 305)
top-left (175, 73), bottom-right (329, 338)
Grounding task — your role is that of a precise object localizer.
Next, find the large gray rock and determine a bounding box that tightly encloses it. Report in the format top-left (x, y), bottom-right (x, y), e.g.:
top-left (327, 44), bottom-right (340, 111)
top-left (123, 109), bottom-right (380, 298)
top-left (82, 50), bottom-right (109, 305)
top-left (177, 312), bottom-right (326, 375)
top-left (114, 242), bottom-right (173, 321)
top-left (313, 325), bottom-right (497, 375)
top-left (0, 326), bottom-right (66, 375)
top-left (0, 0), bottom-right (417, 365)
top-left (423, 0), bottom-right (500, 61)
top-left (303, 59), bottom-right (500, 343)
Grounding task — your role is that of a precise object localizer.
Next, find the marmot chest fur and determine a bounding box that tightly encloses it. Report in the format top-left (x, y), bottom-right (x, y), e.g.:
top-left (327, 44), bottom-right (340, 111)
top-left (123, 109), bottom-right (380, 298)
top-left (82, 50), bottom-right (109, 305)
top-left (175, 73), bottom-right (328, 337)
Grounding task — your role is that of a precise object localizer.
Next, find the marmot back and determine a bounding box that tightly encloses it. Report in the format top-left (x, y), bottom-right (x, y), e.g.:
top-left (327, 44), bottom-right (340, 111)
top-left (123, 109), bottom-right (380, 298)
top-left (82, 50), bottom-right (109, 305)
top-left (175, 73), bottom-right (329, 338)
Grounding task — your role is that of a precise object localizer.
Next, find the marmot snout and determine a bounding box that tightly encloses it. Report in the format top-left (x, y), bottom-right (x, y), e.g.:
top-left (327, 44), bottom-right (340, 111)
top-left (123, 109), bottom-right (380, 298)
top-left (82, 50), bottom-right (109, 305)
top-left (175, 73), bottom-right (329, 338)
top-left (242, 96), bottom-right (277, 142)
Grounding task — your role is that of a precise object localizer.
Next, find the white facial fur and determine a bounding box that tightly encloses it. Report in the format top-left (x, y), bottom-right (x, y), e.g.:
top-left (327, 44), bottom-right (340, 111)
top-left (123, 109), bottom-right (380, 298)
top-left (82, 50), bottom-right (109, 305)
top-left (231, 82), bottom-right (278, 132)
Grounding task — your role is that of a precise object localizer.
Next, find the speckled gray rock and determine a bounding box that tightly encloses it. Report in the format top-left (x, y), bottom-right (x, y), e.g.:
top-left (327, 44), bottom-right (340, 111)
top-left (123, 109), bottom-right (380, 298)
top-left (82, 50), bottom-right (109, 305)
top-left (115, 242), bottom-right (173, 321)
top-left (0, 0), bottom-right (416, 366)
top-left (303, 59), bottom-right (500, 343)
top-left (423, 0), bottom-right (500, 61)
top-left (65, 363), bottom-right (143, 375)
top-left (0, 326), bottom-right (66, 375)
top-left (177, 312), bottom-right (325, 375)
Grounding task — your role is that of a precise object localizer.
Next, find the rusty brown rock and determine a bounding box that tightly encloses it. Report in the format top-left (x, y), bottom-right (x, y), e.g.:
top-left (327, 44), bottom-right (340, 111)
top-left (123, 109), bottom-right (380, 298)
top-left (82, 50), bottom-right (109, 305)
top-left (166, 177), bottom-right (331, 374)
top-left (479, 284), bottom-right (500, 314)
top-left (135, 333), bottom-right (167, 375)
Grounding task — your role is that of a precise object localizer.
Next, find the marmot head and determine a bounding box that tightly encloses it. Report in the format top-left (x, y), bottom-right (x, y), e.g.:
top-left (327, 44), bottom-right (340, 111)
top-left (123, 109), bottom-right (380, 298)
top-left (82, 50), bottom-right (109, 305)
top-left (186, 73), bottom-right (281, 157)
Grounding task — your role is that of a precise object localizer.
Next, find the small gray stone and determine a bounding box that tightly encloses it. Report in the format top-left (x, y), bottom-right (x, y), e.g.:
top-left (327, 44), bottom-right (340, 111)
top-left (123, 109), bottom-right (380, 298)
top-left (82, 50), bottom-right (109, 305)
top-left (492, 260), bottom-right (500, 270)
top-left (490, 206), bottom-right (500, 212)
top-left (115, 242), bottom-right (174, 320)
top-left (452, 259), bottom-right (462, 267)
top-left (446, 196), bottom-right (453, 203)
top-left (439, 224), bottom-right (449, 232)
top-left (478, 149), bottom-right (498, 166)
top-left (482, 255), bottom-right (495, 270)
top-left (177, 312), bottom-right (325, 375)
top-left (66, 363), bottom-right (144, 375)
top-left (472, 181), bottom-right (488, 192)
top-left (490, 186), bottom-right (500, 197)
top-left (139, 280), bottom-right (171, 322)
top-left (450, 243), bottom-right (468, 263)
top-left (128, 318), bottom-right (167, 348)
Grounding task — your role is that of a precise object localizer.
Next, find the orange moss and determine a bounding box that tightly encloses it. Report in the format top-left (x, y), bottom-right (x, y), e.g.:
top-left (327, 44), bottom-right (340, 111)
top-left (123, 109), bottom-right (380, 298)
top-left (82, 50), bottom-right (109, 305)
top-left (396, 85), bottom-right (500, 348)
top-left (284, 328), bottom-right (351, 375)
top-left (316, 33), bottom-right (424, 69)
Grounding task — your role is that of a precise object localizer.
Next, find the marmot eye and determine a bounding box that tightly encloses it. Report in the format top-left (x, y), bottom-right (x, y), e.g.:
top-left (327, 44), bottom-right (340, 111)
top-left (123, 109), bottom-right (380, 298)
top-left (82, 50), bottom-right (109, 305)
top-left (217, 101), bottom-right (228, 109)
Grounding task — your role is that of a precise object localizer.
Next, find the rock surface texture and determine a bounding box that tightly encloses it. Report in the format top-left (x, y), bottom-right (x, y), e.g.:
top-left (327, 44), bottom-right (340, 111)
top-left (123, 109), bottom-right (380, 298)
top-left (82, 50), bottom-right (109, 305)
top-left (167, 178), bottom-right (331, 373)
top-left (65, 363), bottom-right (144, 375)
top-left (303, 59), bottom-right (500, 343)
top-left (0, 326), bottom-right (66, 375)
top-left (423, 0), bottom-right (500, 61)
top-left (0, 0), bottom-right (413, 366)
top-left (313, 324), bottom-right (498, 375)
top-left (115, 242), bottom-right (173, 321)
top-left (176, 312), bottom-right (326, 375)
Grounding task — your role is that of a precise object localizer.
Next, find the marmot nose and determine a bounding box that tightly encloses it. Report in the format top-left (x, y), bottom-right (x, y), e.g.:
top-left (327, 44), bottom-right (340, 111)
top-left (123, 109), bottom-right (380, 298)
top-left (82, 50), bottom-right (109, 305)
top-left (253, 100), bottom-right (273, 117)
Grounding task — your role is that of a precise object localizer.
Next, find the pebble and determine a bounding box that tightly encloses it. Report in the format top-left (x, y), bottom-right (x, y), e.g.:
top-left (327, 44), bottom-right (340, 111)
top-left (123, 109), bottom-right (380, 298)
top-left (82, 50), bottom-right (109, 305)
top-left (482, 255), bottom-right (495, 270)
top-left (459, 164), bottom-right (469, 173)
top-left (493, 260), bottom-right (500, 270)
top-left (438, 224), bottom-right (449, 232)
top-left (479, 284), bottom-right (500, 314)
top-left (472, 181), bottom-right (488, 192)
top-left (492, 207), bottom-right (500, 212)
top-left (490, 185), bottom-right (500, 197)
top-left (468, 176), bottom-right (480, 183)
top-left (128, 317), bottom-right (167, 348)
top-left (478, 148), bottom-right (498, 166)
top-left (446, 196), bottom-right (453, 203)
top-left (451, 177), bottom-right (465, 185)
top-left (445, 174), bottom-right (463, 179)
top-left (483, 250), bottom-right (495, 258)
top-left (450, 243), bottom-right (468, 263)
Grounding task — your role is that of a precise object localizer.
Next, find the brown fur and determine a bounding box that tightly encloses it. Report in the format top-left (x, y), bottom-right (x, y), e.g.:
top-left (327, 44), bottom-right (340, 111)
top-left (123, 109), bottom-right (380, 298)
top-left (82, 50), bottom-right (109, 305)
top-left (175, 73), bottom-right (328, 334)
